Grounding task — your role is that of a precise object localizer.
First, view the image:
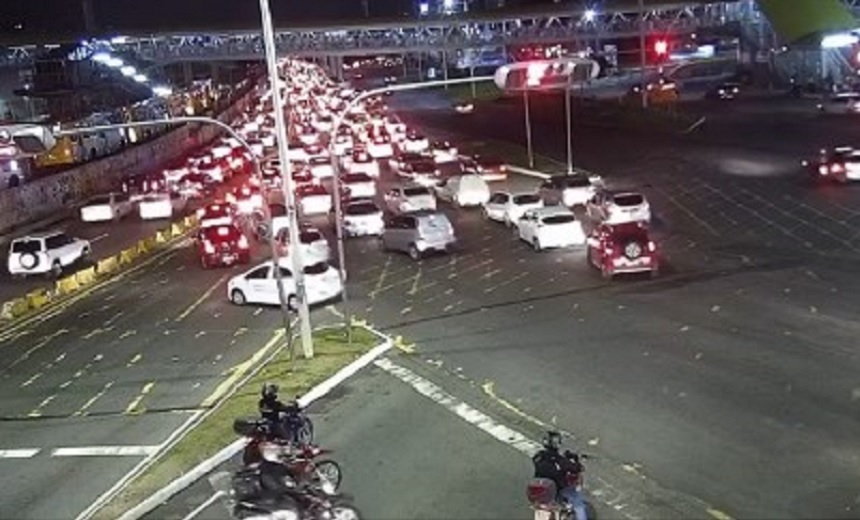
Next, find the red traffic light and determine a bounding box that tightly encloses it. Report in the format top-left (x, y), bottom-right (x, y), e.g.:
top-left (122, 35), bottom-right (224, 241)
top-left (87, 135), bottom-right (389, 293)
top-left (654, 39), bottom-right (669, 56)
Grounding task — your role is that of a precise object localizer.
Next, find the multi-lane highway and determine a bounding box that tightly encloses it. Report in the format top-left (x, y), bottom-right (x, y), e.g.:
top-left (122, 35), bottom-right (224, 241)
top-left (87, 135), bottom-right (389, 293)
top-left (4, 83), bottom-right (860, 520)
top-left (148, 90), bottom-right (860, 520)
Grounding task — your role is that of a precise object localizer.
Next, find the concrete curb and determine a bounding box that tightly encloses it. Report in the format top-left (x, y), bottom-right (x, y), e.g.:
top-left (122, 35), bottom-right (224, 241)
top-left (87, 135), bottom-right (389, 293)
top-left (114, 325), bottom-right (393, 520)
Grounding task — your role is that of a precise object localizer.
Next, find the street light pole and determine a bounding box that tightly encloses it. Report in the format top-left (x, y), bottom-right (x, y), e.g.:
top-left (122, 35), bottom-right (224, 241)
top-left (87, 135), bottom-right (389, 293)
top-left (523, 87), bottom-right (535, 169)
top-left (638, 0), bottom-right (649, 109)
top-left (258, 0), bottom-right (314, 359)
top-left (565, 78), bottom-right (573, 174)
top-left (57, 116), bottom-right (295, 345)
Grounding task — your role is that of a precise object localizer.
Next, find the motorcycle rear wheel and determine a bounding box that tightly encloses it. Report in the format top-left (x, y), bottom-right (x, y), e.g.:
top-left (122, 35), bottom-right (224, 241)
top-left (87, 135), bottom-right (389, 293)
top-left (311, 459), bottom-right (342, 492)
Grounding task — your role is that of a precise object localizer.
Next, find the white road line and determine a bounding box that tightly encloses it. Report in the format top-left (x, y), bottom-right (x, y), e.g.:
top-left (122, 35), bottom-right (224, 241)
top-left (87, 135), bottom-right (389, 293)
top-left (374, 357), bottom-right (541, 456)
top-left (181, 490), bottom-right (226, 520)
top-left (51, 445), bottom-right (160, 457)
top-left (0, 448), bottom-right (40, 459)
top-left (90, 233), bottom-right (110, 243)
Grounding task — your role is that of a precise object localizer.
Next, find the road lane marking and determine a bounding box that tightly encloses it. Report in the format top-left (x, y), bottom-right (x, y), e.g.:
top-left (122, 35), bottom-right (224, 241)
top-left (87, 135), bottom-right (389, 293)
top-left (175, 274), bottom-right (229, 322)
top-left (707, 508), bottom-right (735, 520)
top-left (400, 307), bottom-right (412, 315)
top-left (90, 233), bottom-right (109, 243)
top-left (74, 381), bottom-right (115, 417)
top-left (20, 372), bottom-right (42, 388)
top-left (200, 328), bottom-right (286, 408)
top-left (119, 329), bottom-right (137, 340)
top-left (28, 394), bottom-right (58, 417)
top-left (369, 255), bottom-right (393, 300)
top-left (181, 490), bottom-right (227, 520)
top-left (81, 327), bottom-right (114, 340)
top-left (126, 353), bottom-right (142, 367)
top-left (447, 258), bottom-right (494, 279)
top-left (407, 266), bottom-right (423, 295)
top-left (125, 382), bottom-right (155, 415)
top-left (7, 328), bottom-right (70, 370)
top-left (103, 311), bottom-right (124, 327)
top-left (51, 445), bottom-right (159, 457)
top-left (375, 357), bottom-right (541, 455)
top-left (0, 448), bottom-right (40, 459)
top-left (656, 187), bottom-right (721, 237)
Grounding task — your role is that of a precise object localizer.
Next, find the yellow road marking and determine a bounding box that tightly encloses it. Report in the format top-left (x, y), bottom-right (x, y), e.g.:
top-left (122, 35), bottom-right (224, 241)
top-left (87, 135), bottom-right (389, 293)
top-left (20, 373), bottom-right (42, 388)
top-left (200, 328), bottom-right (285, 408)
top-left (81, 327), bottom-right (113, 340)
top-left (119, 329), bottom-right (137, 340)
top-left (407, 267), bottom-right (423, 296)
top-left (707, 508), bottom-right (734, 520)
top-left (233, 327), bottom-right (248, 337)
top-left (392, 335), bottom-right (416, 354)
top-left (74, 381), bottom-right (114, 416)
top-left (400, 307), bottom-right (412, 315)
top-left (369, 255), bottom-right (393, 300)
top-left (125, 381), bottom-right (155, 415)
top-left (175, 274), bottom-right (229, 322)
top-left (9, 329), bottom-right (69, 369)
top-left (126, 353), bottom-right (142, 367)
top-left (481, 381), bottom-right (561, 432)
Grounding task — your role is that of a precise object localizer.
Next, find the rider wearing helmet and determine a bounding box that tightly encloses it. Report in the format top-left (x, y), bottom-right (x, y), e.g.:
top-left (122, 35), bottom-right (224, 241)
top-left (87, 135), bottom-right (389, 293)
top-left (532, 431), bottom-right (587, 520)
top-left (258, 383), bottom-right (303, 442)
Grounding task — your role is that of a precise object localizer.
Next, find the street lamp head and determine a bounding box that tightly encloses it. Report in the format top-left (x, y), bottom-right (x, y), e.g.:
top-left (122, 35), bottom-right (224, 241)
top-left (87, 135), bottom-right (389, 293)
top-left (584, 8), bottom-right (597, 22)
top-left (134, 74), bottom-right (148, 83)
top-left (121, 66), bottom-right (136, 77)
top-left (106, 57), bottom-right (124, 68)
top-left (91, 52), bottom-right (111, 64)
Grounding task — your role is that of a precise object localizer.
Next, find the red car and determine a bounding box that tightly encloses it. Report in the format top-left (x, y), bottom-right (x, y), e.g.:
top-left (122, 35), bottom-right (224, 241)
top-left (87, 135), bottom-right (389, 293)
top-left (587, 222), bottom-right (659, 279)
top-left (196, 224), bottom-right (251, 269)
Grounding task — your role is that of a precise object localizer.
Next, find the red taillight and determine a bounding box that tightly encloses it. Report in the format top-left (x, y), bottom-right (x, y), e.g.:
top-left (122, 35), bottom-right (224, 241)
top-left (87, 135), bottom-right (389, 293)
top-left (203, 240), bottom-right (215, 254)
top-left (647, 241), bottom-right (656, 252)
top-left (831, 163), bottom-right (844, 173)
top-left (604, 247), bottom-right (614, 256)
top-left (238, 235), bottom-right (249, 249)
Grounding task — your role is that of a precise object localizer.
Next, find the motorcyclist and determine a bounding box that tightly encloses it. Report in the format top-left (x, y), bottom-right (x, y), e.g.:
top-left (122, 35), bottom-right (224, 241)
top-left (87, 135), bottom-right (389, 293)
top-left (532, 431), bottom-right (587, 520)
top-left (258, 383), bottom-right (303, 442)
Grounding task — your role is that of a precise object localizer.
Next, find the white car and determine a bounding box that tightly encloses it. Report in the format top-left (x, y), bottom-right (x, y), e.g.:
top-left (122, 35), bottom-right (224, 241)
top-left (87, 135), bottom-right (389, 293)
top-left (287, 144), bottom-right (308, 162)
top-left (312, 115), bottom-right (334, 133)
top-left (401, 160), bottom-right (441, 188)
top-left (297, 184), bottom-right (332, 216)
top-left (346, 151), bottom-right (380, 177)
top-left (8, 232), bottom-right (91, 277)
top-left (586, 191), bottom-right (651, 224)
top-left (196, 160), bottom-right (227, 183)
top-left (226, 186), bottom-right (264, 215)
top-left (227, 259), bottom-right (343, 308)
top-left (483, 191), bottom-right (544, 226)
top-left (198, 203), bottom-right (236, 229)
top-left (401, 133), bottom-right (430, 153)
top-left (332, 133), bottom-right (353, 156)
top-left (342, 199), bottom-right (384, 237)
top-left (430, 141), bottom-right (459, 163)
top-left (368, 135), bottom-right (395, 159)
top-left (308, 157), bottom-right (335, 179)
top-left (276, 226), bottom-right (331, 266)
top-left (80, 193), bottom-right (133, 222)
top-left (455, 102), bottom-right (475, 114)
top-left (384, 116), bottom-right (407, 140)
top-left (384, 185), bottom-right (437, 214)
top-left (341, 172), bottom-right (377, 199)
top-left (211, 142), bottom-right (232, 160)
top-left (162, 166), bottom-right (190, 185)
top-left (139, 193), bottom-right (185, 220)
top-left (435, 174), bottom-right (490, 207)
top-left (297, 127), bottom-right (321, 146)
top-left (538, 174), bottom-right (603, 207)
top-left (515, 206), bottom-right (586, 250)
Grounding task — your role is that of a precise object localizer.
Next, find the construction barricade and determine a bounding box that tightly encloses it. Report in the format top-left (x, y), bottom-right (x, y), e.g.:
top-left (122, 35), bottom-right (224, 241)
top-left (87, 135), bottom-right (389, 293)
top-left (96, 255), bottom-right (119, 275)
top-left (55, 275), bottom-right (80, 296)
top-left (26, 288), bottom-right (50, 310)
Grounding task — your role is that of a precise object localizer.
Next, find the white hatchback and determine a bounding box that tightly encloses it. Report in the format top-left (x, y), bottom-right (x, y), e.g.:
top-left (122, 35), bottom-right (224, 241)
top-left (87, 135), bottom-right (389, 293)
top-left (384, 185), bottom-right (437, 214)
top-left (515, 206), bottom-right (585, 250)
top-left (227, 260), bottom-right (342, 308)
top-left (483, 191), bottom-right (544, 226)
top-left (586, 191), bottom-right (651, 225)
top-left (80, 193), bottom-right (133, 222)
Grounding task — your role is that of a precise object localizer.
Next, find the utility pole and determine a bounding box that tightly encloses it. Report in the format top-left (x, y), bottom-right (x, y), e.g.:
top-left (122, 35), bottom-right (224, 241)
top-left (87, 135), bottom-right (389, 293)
top-left (82, 0), bottom-right (97, 35)
top-left (362, 0), bottom-right (370, 18)
top-left (638, 0), bottom-right (649, 109)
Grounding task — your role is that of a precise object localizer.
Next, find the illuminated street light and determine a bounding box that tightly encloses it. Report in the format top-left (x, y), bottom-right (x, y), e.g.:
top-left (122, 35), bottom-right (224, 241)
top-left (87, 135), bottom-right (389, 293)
top-left (584, 8), bottom-right (597, 22)
top-left (91, 52), bottom-right (111, 63)
top-left (152, 85), bottom-right (173, 97)
top-left (133, 74), bottom-right (147, 83)
top-left (106, 57), bottom-right (123, 68)
top-left (120, 66), bottom-right (136, 77)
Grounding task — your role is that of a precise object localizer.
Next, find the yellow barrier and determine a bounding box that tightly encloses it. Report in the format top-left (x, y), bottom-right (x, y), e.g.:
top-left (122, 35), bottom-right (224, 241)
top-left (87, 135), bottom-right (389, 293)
top-left (3, 298), bottom-right (29, 319)
top-left (136, 239), bottom-right (151, 255)
top-left (183, 216), bottom-right (196, 229)
top-left (155, 230), bottom-right (170, 244)
top-left (55, 275), bottom-right (80, 296)
top-left (75, 266), bottom-right (97, 287)
top-left (96, 255), bottom-right (119, 275)
top-left (171, 223), bottom-right (184, 237)
top-left (119, 247), bottom-right (138, 265)
top-left (26, 289), bottom-right (51, 310)
top-left (144, 236), bottom-right (158, 251)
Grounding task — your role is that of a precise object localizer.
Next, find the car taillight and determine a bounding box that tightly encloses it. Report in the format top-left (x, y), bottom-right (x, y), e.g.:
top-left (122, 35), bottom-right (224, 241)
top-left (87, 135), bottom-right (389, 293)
top-left (819, 165), bottom-right (829, 176)
top-left (203, 240), bottom-right (215, 254)
top-left (831, 163), bottom-right (844, 173)
top-left (604, 247), bottom-right (614, 256)
top-left (647, 241), bottom-right (656, 252)
top-left (238, 235), bottom-right (249, 249)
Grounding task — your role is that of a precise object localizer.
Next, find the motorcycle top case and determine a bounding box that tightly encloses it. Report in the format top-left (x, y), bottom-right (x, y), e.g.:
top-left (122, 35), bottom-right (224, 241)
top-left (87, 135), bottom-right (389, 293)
top-left (233, 417), bottom-right (265, 437)
top-left (526, 478), bottom-right (558, 506)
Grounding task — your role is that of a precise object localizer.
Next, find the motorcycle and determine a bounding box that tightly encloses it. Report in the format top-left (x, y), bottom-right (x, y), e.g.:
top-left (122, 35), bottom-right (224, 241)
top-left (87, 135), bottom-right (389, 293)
top-left (245, 440), bottom-right (343, 494)
top-left (234, 410), bottom-right (314, 453)
top-left (526, 438), bottom-right (595, 520)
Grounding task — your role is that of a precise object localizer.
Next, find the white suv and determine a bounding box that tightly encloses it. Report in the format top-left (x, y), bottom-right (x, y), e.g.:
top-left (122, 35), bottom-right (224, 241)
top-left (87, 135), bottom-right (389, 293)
top-left (8, 232), bottom-right (91, 277)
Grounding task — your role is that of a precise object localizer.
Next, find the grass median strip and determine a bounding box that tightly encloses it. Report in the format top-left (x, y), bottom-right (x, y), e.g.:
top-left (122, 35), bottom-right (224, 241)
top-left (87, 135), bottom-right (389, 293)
top-left (92, 325), bottom-right (378, 520)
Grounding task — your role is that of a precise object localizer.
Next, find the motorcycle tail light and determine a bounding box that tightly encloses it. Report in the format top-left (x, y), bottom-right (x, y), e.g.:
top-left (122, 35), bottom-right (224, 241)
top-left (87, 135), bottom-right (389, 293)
top-left (648, 241), bottom-right (656, 252)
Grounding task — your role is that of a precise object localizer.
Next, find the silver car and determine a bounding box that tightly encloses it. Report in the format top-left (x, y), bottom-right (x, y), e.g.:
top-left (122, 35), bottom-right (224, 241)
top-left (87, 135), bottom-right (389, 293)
top-left (380, 211), bottom-right (456, 260)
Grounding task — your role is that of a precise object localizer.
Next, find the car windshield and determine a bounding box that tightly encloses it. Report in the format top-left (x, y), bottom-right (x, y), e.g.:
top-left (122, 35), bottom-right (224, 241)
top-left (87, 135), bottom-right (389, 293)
top-left (542, 214), bottom-right (576, 225)
top-left (202, 226), bottom-right (240, 242)
top-left (203, 206), bottom-right (229, 218)
top-left (269, 204), bottom-right (287, 217)
top-left (513, 194), bottom-right (541, 205)
top-left (561, 176), bottom-right (591, 188)
top-left (479, 157), bottom-right (503, 167)
top-left (299, 185), bottom-right (327, 196)
top-left (412, 162), bottom-right (436, 174)
top-left (304, 262), bottom-right (329, 275)
top-left (300, 230), bottom-right (323, 243)
top-left (344, 173), bottom-right (372, 183)
top-left (88, 196), bottom-right (112, 205)
top-left (404, 187), bottom-right (430, 197)
top-left (418, 214), bottom-right (451, 232)
top-left (11, 239), bottom-right (41, 253)
top-left (614, 194), bottom-right (644, 207)
top-left (345, 202), bottom-right (379, 215)
top-left (310, 157), bottom-right (329, 165)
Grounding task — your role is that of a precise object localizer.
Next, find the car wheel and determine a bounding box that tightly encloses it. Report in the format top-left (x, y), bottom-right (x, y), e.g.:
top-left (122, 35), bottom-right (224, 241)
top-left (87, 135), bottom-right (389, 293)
top-left (532, 238), bottom-right (542, 251)
top-left (230, 289), bottom-right (247, 306)
top-left (408, 244), bottom-right (421, 260)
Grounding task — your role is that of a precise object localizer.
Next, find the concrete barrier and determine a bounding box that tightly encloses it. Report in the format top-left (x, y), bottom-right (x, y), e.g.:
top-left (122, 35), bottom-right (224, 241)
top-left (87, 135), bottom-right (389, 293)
top-left (96, 256), bottom-right (119, 275)
top-left (55, 275), bottom-right (81, 296)
top-left (75, 266), bottom-right (97, 287)
top-left (26, 288), bottom-right (50, 310)
top-left (119, 247), bottom-right (138, 265)
top-left (170, 223), bottom-right (183, 237)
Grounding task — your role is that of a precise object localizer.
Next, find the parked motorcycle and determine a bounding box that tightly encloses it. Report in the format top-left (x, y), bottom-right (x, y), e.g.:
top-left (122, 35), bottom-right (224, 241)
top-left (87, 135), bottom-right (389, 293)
top-left (526, 432), bottom-right (596, 520)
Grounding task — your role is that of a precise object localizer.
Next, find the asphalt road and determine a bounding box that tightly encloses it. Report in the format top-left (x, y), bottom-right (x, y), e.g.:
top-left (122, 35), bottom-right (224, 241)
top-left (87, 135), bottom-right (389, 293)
top-left (9, 89), bottom-right (860, 520)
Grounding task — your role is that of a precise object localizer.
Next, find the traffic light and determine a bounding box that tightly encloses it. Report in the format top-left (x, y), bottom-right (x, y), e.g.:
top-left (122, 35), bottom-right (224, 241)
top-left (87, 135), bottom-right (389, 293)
top-left (0, 125), bottom-right (56, 154)
top-left (494, 58), bottom-right (600, 92)
top-left (654, 39), bottom-right (669, 56)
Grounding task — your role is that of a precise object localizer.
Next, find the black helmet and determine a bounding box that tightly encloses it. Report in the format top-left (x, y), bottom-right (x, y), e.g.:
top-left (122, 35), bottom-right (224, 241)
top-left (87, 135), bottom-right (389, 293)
top-left (542, 430), bottom-right (562, 451)
top-left (262, 383), bottom-right (279, 399)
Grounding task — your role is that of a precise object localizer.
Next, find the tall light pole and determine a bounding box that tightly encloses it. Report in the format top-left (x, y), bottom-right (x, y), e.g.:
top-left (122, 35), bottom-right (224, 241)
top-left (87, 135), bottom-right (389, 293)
top-left (523, 87), bottom-right (535, 168)
top-left (53, 116), bottom-right (296, 345)
top-left (258, 0), bottom-right (314, 358)
top-left (638, 0), bottom-right (649, 109)
top-left (565, 77), bottom-right (574, 174)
